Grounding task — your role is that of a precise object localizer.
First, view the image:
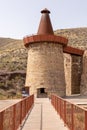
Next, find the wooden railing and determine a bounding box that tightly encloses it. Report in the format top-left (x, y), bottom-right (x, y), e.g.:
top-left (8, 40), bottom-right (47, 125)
top-left (0, 95), bottom-right (34, 130)
top-left (51, 94), bottom-right (87, 130)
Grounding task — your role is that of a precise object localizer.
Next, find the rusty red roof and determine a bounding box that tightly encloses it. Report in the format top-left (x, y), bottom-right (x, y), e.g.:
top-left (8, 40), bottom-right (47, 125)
top-left (37, 8), bottom-right (54, 35)
top-left (23, 34), bottom-right (68, 47)
top-left (63, 46), bottom-right (84, 56)
top-left (23, 9), bottom-right (68, 47)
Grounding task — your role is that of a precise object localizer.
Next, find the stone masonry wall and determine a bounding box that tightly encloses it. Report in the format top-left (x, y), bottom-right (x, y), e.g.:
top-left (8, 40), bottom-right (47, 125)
top-left (71, 55), bottom-right (82, 94)
top-left (64, 53), bottom-right (72, 96)
top-left (64, 53), bottom-right (82, 95)
top-left (25, 42), bottom-right (66, 97)
top-left (80, 51), bottom-right (87, 95)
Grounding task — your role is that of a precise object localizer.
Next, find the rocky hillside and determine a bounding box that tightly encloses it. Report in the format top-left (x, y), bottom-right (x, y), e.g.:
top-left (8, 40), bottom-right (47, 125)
top-left (0, 38), bottom-right (27, 99)
top-left (0, 27), bottom-right (87, 99)
top-left (1, 27), bottom-right (87, 72)
top-left (55, 27), bottom-right (87, 50)
top-left (0, 38), bottom-right (27, 71)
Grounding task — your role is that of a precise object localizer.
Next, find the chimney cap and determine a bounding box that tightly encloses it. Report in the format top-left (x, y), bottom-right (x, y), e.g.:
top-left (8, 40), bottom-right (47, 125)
top-left (41, 8), bottom-right (50, 14)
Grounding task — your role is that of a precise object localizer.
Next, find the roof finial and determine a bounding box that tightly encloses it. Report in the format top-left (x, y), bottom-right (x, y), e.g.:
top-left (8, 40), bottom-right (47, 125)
top-left (41, 8), bottom-right (50, 13)
top-left (37, 8), bottom-right (54, 35)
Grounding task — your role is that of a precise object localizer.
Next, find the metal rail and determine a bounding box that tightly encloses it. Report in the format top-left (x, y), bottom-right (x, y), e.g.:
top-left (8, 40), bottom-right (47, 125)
top-left (40, 103), bottom-right (43, 130)
top-left (0, 95), bottom-right (34, 130)
top-left (51, 94), bottom-right (87, 130)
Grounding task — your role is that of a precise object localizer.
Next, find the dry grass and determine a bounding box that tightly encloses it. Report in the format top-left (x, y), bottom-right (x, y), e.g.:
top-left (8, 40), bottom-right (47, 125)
top-left (55, 27), bottom-right (87, 50)
top-left (0, 27), bottom-right (87, 99)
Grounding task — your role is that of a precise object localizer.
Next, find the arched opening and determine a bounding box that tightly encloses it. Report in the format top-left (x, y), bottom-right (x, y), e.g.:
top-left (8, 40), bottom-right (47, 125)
top-left (37, 88), bottom-right (47, 98)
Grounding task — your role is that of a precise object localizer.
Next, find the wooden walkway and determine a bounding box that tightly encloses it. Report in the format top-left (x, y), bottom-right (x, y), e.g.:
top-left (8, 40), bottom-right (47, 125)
top-left (21, 98), bottom-right (68, 130)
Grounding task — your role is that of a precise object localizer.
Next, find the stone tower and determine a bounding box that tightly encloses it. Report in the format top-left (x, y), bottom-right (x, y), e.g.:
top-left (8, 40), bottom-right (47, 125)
top-left (23, 9), bottom-right (68, 97)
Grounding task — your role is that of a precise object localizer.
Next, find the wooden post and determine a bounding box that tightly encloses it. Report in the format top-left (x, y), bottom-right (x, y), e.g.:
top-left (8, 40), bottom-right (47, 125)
top-left (64, 101), bottom-right (66, 125)
top-left (71, 104), bottom-right (74, 130)
top-left (0, 111), bottom-right (3, 130)
top-left (60, 98), bottom-right (61, 118)
top-left (85, 111), bottom-right (87, 130)
top-left (20, 101), bottom-right (22, 125)
top-left (13, 105), bottom-right (16, 130)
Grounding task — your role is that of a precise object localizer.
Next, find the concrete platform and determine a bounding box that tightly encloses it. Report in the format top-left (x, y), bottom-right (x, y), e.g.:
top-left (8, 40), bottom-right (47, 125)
top-left (21, 98), bottom-right (68, 130)
top-left (0, 99), bottom-right (21, 111)
top-left (65, 95), bottom-right (87, 108)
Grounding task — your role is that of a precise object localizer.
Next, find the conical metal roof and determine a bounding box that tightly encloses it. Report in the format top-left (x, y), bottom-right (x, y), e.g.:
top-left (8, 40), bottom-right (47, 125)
top-left (37, 8), bottom-right (54, 35)
top-left (23, 8), bottom-right (68, 47)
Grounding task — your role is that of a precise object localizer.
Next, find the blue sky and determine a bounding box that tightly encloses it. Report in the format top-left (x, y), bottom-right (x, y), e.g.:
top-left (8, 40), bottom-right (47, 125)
top-left (0, 0), bottom-right (87, 39)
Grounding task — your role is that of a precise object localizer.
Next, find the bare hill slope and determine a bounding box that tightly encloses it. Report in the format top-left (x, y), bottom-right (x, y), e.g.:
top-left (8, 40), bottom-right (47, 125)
top-left (0, 38), bottom-right (27, 71)
top-left (0, 27), bottom-right (87, 98)
top-left (0, 27), bottom-right (87, 72)
top-left (55, 27), bottom-right (87, 49)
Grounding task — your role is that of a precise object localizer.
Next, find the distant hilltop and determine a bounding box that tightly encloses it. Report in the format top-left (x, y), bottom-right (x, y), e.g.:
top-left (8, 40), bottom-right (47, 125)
top-left (0, 27), bottom-right (87, 99)
top-left (0, 27), bottom-right (87, 72)
top-left (55, 27), bottom-right (87, 50)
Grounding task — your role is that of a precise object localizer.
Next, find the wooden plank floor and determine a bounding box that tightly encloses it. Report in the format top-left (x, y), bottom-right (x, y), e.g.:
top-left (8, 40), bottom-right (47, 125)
top-left (21, 98), bottom-right (68, 130)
